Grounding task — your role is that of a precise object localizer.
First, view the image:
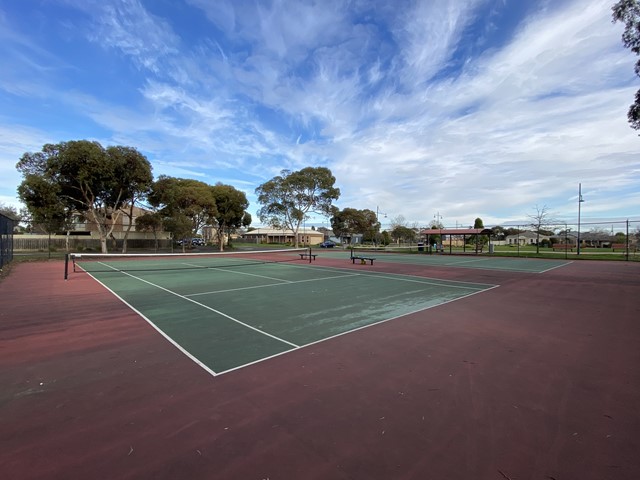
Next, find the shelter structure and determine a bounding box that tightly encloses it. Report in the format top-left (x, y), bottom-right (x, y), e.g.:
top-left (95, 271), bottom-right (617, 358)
top-left (420, 228), bottom-right (493, 254)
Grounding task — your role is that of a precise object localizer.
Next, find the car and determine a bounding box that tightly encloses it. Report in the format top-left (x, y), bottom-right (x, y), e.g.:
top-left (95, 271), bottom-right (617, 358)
top-left (176, 238), bottom-right (205, 246)
top-left (319, 241), bottom-right (336, 248)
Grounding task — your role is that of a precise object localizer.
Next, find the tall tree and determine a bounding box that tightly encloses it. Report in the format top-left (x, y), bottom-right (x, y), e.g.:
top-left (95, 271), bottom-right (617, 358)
top-left (16, 141), bottom-right (152, 253)
top-left (210, 183), bottom-right (250, 251)
top-left (135, 211), bottom-right (164, 252)
top-left (148, 176), bottom-right (216, 249)
top-left (106, 146), bottom-right (153, 253)
top-left (0, 203), bottom-right (20, 220)
top-left (528, 205), bottom-right (555, 254)
top-left (391, 225), bottom-right (417, 244)
top-left (612, 0), bottom-right (640, 131)
top-left (330, 207), bottom-right (377, 244)
top-left (256, 167), bottom-right (340, 248)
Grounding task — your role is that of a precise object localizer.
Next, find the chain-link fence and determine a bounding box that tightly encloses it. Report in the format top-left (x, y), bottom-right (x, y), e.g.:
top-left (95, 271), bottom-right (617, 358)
top-left (15, 218), bottom-right (175, 253)
top-left (0, 213), bottom-right (15, 269)
top-left (486, 219), bottom-right (639, 246)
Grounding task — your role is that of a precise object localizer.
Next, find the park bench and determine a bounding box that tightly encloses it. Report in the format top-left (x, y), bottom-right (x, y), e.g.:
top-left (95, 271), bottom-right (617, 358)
top-left (552, 244), bottom-right (573, 251)
top-left (351, 256), bottom-right (375, 265)
top-left (612, 243), bottom-right (628, 252)
top-left (299, 253), bottom-right (317, 261)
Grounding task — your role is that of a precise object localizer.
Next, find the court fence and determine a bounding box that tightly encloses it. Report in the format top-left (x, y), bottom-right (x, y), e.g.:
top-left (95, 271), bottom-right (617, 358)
top-left (0, 213), bottom-right (16, 269)
top-left (430, 219), bottom-right (639, 259)
top-left (13, 235), bottom-right (173, 252)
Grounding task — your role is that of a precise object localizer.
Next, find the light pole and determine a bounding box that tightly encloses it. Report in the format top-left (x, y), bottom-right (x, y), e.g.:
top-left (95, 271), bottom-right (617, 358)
top-left (375, 206), bottom-right (386, 247)
top-left (577, 183), bottom-right (585, 255)
top-left (434, 212), bottom-right (443, 251)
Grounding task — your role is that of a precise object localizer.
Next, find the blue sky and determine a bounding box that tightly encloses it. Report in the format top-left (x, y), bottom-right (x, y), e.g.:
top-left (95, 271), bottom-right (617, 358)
top-left (1, 0), bottom-right (639, 229)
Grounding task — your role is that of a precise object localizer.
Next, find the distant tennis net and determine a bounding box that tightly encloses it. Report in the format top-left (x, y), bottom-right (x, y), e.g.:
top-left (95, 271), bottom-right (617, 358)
top-left (64, 247), bottom-right (310, 279)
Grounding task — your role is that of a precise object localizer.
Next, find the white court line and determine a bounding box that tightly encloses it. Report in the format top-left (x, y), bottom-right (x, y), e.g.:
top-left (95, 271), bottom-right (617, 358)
top-left (96, 261), bottom-right (300, 350)
top-left (538, 261), bottom-right (573, 273)
top-left (182, 262), bottom-right (294, 284)
top-left (215, 284), bottom-right (500, 376)
top-left (277, 261), bottom-right (497, 289)
top-left (88, 260), bottom-right (499, 378)
top-left (360, 271), bottom-right (493, 290)
top-left (186, 273), bottom-right (361, 297)
top-left (443, 257), bottom-right (489, 266)
top-left (82, 270), bottom-right (220, 377)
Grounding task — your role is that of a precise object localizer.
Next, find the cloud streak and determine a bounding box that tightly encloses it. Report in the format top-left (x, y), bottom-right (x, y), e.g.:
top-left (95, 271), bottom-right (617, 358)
top-left (0, 0), bottom-right (638, 227)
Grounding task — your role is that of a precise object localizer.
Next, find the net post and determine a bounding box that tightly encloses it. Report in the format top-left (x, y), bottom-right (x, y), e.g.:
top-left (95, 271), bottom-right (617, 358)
top-left (308, 246), bottom-right (312, 263)
top-left (64, 253), bottom-right (69, 280)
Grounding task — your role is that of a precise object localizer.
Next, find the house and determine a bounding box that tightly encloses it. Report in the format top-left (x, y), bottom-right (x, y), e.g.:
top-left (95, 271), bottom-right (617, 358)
top-left (505, 231), bottom-right (551, 246)
top-left (577, 232), bottom-right (614, 248)
top-left (242, 227), bottom-right (325, 245)
top-left (67, 206), bottom-right (171, 241)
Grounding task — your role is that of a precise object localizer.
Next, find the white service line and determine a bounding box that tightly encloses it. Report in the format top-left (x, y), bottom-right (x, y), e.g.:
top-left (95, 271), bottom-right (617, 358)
top-left (182, 262), bottom-right (294, 283)
top-left (186, 272), bottom-right (361, 297)
top-left (97, 261), bottom-right (300, 349)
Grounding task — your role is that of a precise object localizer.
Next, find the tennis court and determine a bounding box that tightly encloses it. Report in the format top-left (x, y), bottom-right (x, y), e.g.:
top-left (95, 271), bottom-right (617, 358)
top-left (2, 251), bottom-right (640, 480)
top-left (69, 249), bottom-right (496, 374)
top-left (320, 247), bottom-right (572, 273)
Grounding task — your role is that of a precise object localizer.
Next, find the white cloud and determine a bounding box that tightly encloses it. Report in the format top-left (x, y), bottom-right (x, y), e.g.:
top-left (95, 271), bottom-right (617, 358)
top-left (0, 0), bottom-right (638, 227)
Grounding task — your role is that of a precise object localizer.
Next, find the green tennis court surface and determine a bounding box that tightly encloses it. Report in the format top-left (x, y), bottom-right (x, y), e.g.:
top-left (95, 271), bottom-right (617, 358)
top-left (321, 249), bottom-right (571, 273)
top-left (79, 257), bottom-right (496, 375)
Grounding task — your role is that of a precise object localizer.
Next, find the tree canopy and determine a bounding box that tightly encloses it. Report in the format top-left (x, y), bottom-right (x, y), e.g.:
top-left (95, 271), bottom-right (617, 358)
top-left (528, 205), bottom-right (556, 253)
top-left (16, 140), bottom-right (152, 253)
top-left (256, 167), bottom-right (340, 247)
top-left (148, 176), bottom-right (217, 248)
top-left (612, 0), bottom-right (640, 131)
top-left (330, 207), bottom-right (378, 243)
top-left (210, 183), bottom-right (251, 251)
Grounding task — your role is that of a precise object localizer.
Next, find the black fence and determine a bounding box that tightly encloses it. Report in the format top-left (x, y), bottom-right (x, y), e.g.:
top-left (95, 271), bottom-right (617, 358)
top-left (13, 236), bottom-right (173, 252)
top-left (0, 213), bottom-right (15, 269)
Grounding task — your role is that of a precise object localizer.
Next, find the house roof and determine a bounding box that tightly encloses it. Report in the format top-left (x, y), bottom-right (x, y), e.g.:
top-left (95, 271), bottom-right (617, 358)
top-left (243, 227), bottom-right (323, 235)
top-left (420, 228), bottom-right (492, 236)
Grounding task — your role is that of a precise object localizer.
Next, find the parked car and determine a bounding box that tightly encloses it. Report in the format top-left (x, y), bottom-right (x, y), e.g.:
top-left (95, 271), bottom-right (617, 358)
top-left (176, 238), bottom-right (205, 246)
top-left (319, 241), bottom-right (336, 248)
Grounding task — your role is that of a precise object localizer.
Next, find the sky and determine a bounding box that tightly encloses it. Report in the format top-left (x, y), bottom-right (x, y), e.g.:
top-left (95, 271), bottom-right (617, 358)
top-left (1, 0), bottom-right (639, 230)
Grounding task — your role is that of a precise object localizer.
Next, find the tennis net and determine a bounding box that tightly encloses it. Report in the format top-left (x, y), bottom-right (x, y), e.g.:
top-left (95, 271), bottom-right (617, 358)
top-left (64, 247), bottom-right (311, 279)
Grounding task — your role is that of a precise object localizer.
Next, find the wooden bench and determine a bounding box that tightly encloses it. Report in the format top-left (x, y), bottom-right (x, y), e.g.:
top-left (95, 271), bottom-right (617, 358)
top-left (552, 244), bottom-right (573, 251)
top-left (352, 256), bottom-right (375, 265)
top-left (612, 243), bottom-right (628, 252)
top-left (299, 253), bottom-right (317, 261)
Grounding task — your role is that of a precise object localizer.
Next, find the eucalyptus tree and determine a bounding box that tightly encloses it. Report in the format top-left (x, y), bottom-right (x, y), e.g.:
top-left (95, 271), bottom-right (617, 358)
top-left (106, 146), bottom-right (153, 253)
top-left (330, 207), bottom-right (378, 244)
top-left (210, 183), bottom-right (251, 251)
top-left (16, 140), bottom-right (152, 253)
top-left (613, 0), bottom-right (640, 131)
top-left (256, 167), bottom-right (340, 248)
top-left (147, 176), bottom-right (217, 249)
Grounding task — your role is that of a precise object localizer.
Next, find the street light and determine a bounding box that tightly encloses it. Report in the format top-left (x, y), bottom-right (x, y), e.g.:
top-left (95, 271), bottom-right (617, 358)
top-left (577, 183), bottom-right (585, 255)
top-left (375, 206), bottom-right (386, 247)
top-left (434, 212), bottom-right (443, 251)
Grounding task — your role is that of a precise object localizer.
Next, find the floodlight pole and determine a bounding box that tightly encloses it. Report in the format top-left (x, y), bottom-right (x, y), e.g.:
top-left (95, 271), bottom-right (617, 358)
top-left (376, 206), bottom-right (386, 247)
top-left (577, 183), bottom-right (585, 255)
top-left (434, 212), bottom-right (443, 251)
